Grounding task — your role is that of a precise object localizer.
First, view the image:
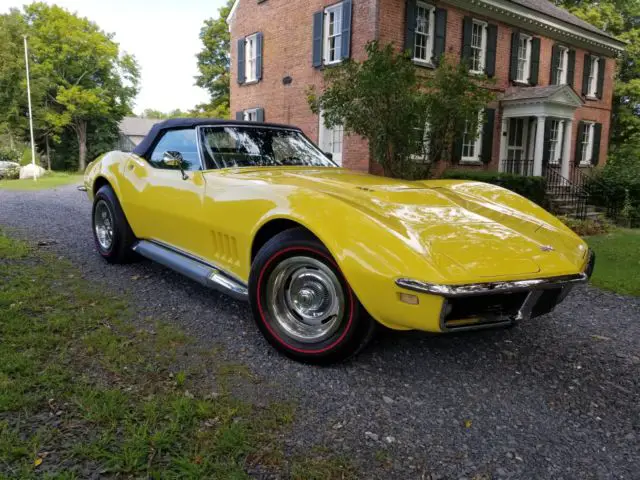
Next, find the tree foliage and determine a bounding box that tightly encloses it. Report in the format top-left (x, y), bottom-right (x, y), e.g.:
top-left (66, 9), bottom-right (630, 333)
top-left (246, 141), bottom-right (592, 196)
top-left (195, 0), bottom-right (233, 119)
top-left (0, 3), bottom-right (139, 171)
top-left (308, 42), bottom-right (495, 179)
top-left (555, 0), bottom-right (640, 149)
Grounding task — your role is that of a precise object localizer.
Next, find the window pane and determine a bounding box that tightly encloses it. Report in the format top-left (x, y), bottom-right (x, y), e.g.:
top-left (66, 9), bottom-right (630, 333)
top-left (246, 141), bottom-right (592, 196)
top-left (149, 129), bottom-right (200, 171)
top-left (414, 4), bottom-right (431, 61)
top-left (471, 22), bottom-right (484, 72)
top-left (201, 127), bottom-right (336, 169)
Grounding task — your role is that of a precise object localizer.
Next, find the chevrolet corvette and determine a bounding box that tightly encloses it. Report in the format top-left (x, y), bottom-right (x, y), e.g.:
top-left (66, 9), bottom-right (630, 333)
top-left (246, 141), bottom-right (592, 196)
top-left (83, 118), bottom-right (595, 364)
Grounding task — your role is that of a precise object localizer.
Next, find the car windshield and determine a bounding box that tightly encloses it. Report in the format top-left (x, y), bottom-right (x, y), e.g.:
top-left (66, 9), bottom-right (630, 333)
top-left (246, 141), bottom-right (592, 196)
top-left (200, 126), bottom-right (337, 169)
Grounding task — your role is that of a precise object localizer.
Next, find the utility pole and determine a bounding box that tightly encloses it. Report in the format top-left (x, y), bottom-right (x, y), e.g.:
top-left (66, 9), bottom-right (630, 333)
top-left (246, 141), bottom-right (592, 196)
top-left (24, 35), bottom-right (37, 180)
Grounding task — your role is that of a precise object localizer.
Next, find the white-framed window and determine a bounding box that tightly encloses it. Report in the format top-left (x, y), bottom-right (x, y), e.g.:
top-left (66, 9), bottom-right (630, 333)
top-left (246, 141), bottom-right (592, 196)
top-left (412, 121), bottom-right (431, 162)
top-left (413, 2), bottom-right (435, 64)
top-left (245, 33), bottom-right (259, 82)
top-left (324, 3), bottom-right (343, 65)
top-left (461, 111), bottom-right (483, 163)
top-left (243, 108), bottom-right (259, 122)
top-left (516, 34), bottom-right (532, 83)
top-left (554, 46), bottom-right (569, 85)
top-left (318, 111), bottom-right (344, 165)
top-left (588, 56), bottom-right (600, 98)
top-left (580, 122), bottom-right (595, 165)
top-left (470, 20), bottom-right (488, 74)
top-left (548, 119), bottom-right (565, 164)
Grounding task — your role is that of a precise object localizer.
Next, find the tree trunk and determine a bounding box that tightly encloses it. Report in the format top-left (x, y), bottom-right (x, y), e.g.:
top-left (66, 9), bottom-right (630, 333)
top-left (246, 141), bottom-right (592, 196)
top-left (76, 121), bottom-right (87, 172)
top-left (45, 135), bottom-right (52, 171)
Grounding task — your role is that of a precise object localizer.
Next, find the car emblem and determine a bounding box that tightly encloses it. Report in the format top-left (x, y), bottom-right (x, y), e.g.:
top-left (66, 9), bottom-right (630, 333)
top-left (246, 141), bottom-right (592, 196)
top-left (540, 245), bottom-right (555, 252)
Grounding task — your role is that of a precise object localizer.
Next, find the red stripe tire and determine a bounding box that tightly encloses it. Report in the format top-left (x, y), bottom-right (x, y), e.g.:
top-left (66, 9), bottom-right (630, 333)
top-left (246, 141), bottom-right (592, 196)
top-left (249, 228), bottom-right (376, 364)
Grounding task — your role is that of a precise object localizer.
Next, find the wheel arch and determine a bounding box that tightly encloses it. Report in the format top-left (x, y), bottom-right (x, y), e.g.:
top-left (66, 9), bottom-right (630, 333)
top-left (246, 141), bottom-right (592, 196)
top-left (251, 218), bottom-right (320, 262)
top-left (93, 176), bottom-right (112, 196)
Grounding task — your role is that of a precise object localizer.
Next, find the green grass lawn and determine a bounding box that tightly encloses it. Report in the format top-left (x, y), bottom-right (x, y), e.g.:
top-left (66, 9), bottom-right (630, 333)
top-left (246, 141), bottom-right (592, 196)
top-left (0, 171), bottom-right (83, 191)
top-left (586, 229), bottom-right (640, 296)
top-left (0, 232), bottom-right (354, 479)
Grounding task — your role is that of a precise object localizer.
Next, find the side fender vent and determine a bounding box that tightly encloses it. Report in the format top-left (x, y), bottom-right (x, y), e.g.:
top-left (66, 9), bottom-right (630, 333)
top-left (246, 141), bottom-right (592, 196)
top-left (211, 231), bottom-right (239, 266)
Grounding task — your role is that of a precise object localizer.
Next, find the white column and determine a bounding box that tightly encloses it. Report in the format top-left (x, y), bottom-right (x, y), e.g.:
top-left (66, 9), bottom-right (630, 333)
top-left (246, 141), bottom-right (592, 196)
top-left (561, 119), bottom-right (573, 179)
top-left (533, 116), bottom-right (546, 176)
top-left (499, 116), bottom-right (509, 172)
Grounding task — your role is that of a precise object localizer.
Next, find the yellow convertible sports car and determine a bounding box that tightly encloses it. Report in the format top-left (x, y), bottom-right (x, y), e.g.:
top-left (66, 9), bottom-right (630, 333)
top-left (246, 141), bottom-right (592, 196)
top-left (84, 118), bottom-right (595, 364)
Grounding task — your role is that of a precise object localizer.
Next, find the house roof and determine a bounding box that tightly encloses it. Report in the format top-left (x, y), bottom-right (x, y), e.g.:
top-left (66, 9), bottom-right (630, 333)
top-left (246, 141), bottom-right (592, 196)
top-left (508, 0), bottom-right (617, 41)
top-left (118, 117), bottom-right (163, 138)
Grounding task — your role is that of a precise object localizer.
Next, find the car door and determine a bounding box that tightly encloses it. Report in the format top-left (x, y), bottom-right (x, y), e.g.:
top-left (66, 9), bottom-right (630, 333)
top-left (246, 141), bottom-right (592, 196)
top-left (123, 127), bottom-right (207, 256)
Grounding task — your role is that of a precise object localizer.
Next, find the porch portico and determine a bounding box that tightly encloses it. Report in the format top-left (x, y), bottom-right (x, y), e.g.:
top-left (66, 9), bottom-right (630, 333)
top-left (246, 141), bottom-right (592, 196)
top-left (499, 85), bottom-right (584, 179)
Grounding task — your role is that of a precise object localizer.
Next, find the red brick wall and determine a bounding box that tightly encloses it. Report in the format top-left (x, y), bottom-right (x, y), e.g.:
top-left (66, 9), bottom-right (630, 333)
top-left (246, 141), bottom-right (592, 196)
top-left (378, 0), bottom-right (616, 170)
top-left (230, 0), bottom-right (378, 172)
top-left (230, 0), bottom-right (617, 173)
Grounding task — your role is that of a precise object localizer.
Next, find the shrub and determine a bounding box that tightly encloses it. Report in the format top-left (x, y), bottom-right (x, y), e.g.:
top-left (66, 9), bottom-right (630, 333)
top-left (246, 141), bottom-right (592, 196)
top-left (0, 146), bottom-right (20, 163)
top-left (586, 147), bottom-right (640, 227)
top-left (441, 170), bottom-right (547, 206)
top-left (559, 216), bottom-right (613, 237)
top-left (21, 148), bottom-right (34, 166)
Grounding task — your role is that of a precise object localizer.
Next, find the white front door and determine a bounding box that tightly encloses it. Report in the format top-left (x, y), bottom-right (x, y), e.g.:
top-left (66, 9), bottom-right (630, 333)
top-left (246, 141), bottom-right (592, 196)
top-left (502, 118), bottom-right (533, 175)
top-left (318, 111), bottom-right (344, 166)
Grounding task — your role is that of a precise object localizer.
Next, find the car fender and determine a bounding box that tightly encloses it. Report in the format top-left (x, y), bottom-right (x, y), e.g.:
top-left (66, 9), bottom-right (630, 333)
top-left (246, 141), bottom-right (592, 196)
top-left (250, 193), bottom-right (448, 331)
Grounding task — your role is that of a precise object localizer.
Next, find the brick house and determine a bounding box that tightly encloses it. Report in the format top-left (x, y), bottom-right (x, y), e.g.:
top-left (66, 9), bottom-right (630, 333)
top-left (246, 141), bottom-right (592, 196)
top-left (228, 0), bottom-right (625, 179)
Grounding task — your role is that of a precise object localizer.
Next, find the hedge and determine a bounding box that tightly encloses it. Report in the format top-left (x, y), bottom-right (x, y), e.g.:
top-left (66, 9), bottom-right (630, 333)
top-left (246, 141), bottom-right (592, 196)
top-left (441, 170), bottom-right (547, 206)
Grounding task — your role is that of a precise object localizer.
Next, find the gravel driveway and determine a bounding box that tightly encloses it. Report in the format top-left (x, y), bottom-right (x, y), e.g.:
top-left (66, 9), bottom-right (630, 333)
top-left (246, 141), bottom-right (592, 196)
top-left (1, 184), bottom-right (639, 479)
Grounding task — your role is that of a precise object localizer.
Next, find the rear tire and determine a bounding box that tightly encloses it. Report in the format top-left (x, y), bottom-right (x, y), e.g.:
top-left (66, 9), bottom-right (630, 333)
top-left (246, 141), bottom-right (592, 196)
top-left (92, 185), bottom-right (136, 264)
top-left (249, 228), bottom-right (376, 364)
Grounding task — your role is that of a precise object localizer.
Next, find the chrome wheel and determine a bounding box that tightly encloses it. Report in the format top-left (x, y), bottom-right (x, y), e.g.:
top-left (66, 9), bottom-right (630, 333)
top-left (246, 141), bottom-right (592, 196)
top-left (266, 256), bottom-right (345, 343)
top-left (94, 200), bottom-right (114, 251)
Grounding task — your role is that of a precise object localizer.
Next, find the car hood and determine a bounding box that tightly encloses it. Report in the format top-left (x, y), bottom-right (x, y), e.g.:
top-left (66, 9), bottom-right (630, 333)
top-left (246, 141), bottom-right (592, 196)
top-left (222, 167), bottom-right (588, 281)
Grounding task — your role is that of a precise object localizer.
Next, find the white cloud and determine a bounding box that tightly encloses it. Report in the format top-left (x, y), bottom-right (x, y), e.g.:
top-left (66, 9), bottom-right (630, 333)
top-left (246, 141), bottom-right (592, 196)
top-left (0, 0), bottom-right (227, 114)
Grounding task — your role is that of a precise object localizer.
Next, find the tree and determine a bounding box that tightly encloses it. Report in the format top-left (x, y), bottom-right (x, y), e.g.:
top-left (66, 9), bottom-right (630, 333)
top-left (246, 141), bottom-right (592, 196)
top-left (0, 10), bottom-right (28, 151)
top-left (195, 0), bottom-right (233, 119)
top-left (0, 3), bottom-right (139, 171)
top-left (554, 1), bottom-right (640, 149)
top-left (308, 42), bottom-right (495, 179)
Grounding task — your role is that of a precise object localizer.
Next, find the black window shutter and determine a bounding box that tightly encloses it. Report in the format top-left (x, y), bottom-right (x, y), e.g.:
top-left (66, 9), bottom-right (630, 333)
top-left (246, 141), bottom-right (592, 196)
top-left (542, 118), bottom-right (552, 167)
top-left (567, 49), bottom-right (576, 88)
top-left (486, 24), bottom-right (498, 78)
top-left (312, 11), bottom-right (324, 68)
top-left (529, 37), bottom-right (540, 86)
top-left (256, 32), bottom-right (263, 81)
top-left (461, 16), bottom-right (473, 66)
top-left (597, 58), bottom-right (605, 99)
top-left (434, 8), bottom-right (447, 64)
top-left (575, 122), bottom-right (586, 165)
top-left (405, 0), bottom-right (417, 54)
top-left (509, 32), bottom-right (520, 82)
top-left (592, 123), bottom-right (602, 165)
top-left (550, 45), bottom-right (560, 84)
top-left (236, 111), bottom-right (244, 121)
top-left (481, 109), bottom-right (495, 164)
top-left (237, 38), bottom-right (246, 84)
top-left (256, 108), bottom-right (265, 123)
top-left (341, 0), bottom-right (352, 59)
top-left (582, 54), bottom-right (591, 95)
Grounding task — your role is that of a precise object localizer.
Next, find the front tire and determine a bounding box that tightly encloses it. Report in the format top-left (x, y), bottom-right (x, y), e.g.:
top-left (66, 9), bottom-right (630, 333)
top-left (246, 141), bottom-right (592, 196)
top-left (249, 228), bottom-right (376, 364)
top-left (92, 185), bottom-right (136, 264)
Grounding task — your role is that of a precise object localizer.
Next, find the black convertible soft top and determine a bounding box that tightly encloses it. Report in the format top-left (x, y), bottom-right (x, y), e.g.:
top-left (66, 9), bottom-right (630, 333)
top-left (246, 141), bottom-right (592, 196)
top-left (132, 118), bottom-right (301, 159)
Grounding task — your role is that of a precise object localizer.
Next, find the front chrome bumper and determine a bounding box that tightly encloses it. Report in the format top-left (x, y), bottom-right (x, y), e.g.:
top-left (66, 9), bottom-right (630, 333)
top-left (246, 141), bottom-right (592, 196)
top-left (396, 250), bottom-right (595, 332)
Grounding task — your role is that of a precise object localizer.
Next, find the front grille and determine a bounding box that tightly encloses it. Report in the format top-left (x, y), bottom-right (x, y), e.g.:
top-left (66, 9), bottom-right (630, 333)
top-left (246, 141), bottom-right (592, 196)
top-left (444, 292), bottom-right (529, 329)
top-left (531, 288), bottom-right (563, 318)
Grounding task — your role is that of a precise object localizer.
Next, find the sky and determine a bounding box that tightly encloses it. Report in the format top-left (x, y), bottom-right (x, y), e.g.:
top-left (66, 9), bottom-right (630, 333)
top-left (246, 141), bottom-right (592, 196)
top-left (0, 0), bottom-right (227, 114)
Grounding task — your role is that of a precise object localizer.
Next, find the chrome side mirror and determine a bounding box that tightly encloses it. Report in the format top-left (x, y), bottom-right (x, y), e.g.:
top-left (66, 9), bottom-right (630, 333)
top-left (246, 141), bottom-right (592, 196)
top-left (162, 151), bottom-right (188, 180)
